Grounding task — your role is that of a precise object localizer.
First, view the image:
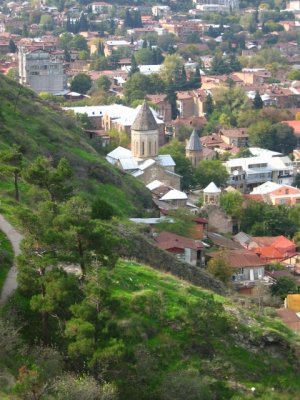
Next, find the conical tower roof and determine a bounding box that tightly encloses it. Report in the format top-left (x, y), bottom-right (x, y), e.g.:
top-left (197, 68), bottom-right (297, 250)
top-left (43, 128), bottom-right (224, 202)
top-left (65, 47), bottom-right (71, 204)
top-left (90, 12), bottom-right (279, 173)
top-left (186, 129), bottom-right (202, 151)
top-left (131, 100), bottom-right (158, 131)
top-left (203, 182), bottom-right (221, 193)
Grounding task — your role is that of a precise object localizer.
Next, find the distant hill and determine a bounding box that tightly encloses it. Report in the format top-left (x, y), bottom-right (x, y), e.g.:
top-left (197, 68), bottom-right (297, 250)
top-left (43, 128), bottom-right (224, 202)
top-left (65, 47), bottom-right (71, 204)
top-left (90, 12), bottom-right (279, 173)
top-left (0, 74), bottom-right (152, 216)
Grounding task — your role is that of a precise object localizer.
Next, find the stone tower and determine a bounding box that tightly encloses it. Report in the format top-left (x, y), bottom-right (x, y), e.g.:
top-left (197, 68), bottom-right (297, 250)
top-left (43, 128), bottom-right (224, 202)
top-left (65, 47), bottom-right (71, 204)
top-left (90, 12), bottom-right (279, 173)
top-left (131, 100), bottom-right (159, 159)
top-left (185, 129), bottom-right (203, 167)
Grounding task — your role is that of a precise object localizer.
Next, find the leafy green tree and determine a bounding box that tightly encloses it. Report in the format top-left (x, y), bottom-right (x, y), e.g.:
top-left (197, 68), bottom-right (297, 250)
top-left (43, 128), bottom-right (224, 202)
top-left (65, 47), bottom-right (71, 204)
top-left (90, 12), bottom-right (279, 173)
top-left (159, 139), bottom-right (194, 189)
top-left (91, 198), bottom-right (114, 220)
top-left (124, 73), bottom-right (164, 104)
top-left (165, 83), bottom-right (178, 120)
top-left (271, 276), bottom-right (298, 300)
top-left (70, 73), bottom-right (92, 94)
top-left (194, 160), bottom-right (229, 188)
top-left (207, 254), bottom-right (233, 284)
top-left (220, 191), bottom-right (243, 219)
top-left (288, 70), bottom-right (300, 80)
top-left (0, 145), bottom-right (23, 201)
top-left (248, 120), bottom-right (274, 149)
top-left (272, 123), bottom-right (297, 154)
top-left (157, 32), bottom-right (178, 51)
top-left (134, 48), bottom-right (154, 65)
top-left (253, 90), bottom-right (263, 109)
top-left (24, 157), bottom-right (73, 203)
top-left (160, 54), bottom-right (184, 84)
top-left (96, 75), bottom-right (111, 91)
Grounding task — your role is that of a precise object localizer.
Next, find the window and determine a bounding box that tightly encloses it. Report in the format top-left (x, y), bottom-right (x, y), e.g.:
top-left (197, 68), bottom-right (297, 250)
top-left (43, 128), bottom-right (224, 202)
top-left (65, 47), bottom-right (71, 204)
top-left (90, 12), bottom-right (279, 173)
top-left (148, 141), bottom-right (151, 155)
top-left (142, 142), bottom-right (145, 156)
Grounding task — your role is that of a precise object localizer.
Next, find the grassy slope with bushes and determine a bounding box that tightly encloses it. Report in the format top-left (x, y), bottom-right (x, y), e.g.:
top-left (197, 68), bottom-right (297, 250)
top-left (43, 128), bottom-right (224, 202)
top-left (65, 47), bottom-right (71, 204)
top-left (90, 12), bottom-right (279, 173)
top-left (0, 74), bottom-right (152, 217)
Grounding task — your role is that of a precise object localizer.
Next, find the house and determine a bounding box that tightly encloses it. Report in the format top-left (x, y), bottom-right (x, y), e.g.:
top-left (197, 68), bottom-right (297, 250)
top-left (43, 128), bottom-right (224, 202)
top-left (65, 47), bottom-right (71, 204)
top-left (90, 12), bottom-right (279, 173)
top-left (155, 231), bottom-right (206, 266)
top-left (224, 148), bottom-right (295, 193)
top-left (207, 249), bottom-right (266, 294)
top-left (234, 232), bottom-right (297, 262)
top-left (146, 94), bottom-right (172, 123)
top-left (219, 128), bottom-right (248, 148)
top-left (248, 181), bottom-right (300, 206)
top-left (152, 5), bottom-right (170, 17)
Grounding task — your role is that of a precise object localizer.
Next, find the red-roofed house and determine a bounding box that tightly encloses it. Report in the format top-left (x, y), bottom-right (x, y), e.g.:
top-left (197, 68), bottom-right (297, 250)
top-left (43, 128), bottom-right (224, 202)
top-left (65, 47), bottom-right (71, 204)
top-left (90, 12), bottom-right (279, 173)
top-left (207, 249), bottom-right (266, 293)
top-left (248, 236), bottom-right (297, 262)
top-left (155, 231), bottom-right (205, 266)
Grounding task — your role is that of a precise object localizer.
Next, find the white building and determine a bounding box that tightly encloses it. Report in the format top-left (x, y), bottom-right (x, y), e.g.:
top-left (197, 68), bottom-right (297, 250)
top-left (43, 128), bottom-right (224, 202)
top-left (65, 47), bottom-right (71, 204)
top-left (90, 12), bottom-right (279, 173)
top-left (19, 47), bottom-right (67, 94)
top-left (91, 2), bottom-right (113, 14)
top-left (193, 0), bottom-right (239, 12)
top-left (152, 5), bottom-right (170, 17)
top-left (224, 148), bottom-right (295, 193)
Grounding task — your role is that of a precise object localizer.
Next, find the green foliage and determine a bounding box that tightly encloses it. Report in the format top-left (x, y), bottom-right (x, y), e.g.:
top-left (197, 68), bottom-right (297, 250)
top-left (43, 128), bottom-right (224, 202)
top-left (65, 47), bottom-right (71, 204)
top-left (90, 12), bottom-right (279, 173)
top-left (0, 145), bottom-right (23, 201)
top-left (194, 160), bottom-right (229, 188)
top-left (207, 254), bottom-right (233, 284)
top-left (271, 276), bottom-right (298, 300)
top-left (220, 191), bottom-right (243, 219)
top-left (253, 90), bottom-right (263, 109)
top-left (240, 201), bottom-right (298, 237)
top-left (158, 139), bottom-right (194, 190)
top-left (248, 122), bottom-right (297, 154)
top-left (70, 73), bottom-right (92, 94)
top-left (156, 208), bottom-right (196, 237)
top-left (24, 157), bottom-right (73, 203)
top-left (91, 197), bottom-right (114, 220)
top-left (123, 73), bottom-right (165, 104)
top-left (288, 70), bottom-right (300, 81)
top-left (96, 75), bottom-right (111, 91)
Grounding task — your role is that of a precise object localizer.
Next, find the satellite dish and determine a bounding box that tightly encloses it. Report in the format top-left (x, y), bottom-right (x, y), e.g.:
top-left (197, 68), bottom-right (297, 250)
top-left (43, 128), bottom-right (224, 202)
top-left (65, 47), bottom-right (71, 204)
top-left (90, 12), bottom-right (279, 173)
top-left (232, 170), bottom-right (239, 176)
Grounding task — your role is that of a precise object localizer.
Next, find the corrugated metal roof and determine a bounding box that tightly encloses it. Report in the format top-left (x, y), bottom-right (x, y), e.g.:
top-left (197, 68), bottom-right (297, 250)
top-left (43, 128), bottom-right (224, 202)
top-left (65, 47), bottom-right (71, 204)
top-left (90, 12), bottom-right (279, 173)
top-left (160, 189), bottom-right (187, 201)
top-left (155, 154), bottom-right (176, 167)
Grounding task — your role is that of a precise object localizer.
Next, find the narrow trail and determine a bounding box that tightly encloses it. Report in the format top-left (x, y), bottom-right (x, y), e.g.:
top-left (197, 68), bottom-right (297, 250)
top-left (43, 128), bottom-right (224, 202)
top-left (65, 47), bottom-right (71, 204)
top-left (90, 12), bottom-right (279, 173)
top-left (0, 215), bottom-right (23, 304)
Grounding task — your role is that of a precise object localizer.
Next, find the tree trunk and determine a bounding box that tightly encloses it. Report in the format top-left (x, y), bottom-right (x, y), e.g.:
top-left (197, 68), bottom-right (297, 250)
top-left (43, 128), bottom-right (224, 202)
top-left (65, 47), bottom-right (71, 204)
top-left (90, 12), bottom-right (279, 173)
top-left (42, 312), bottom-right (49, 345)
top-left (14, 172), bottom-right (19, 201)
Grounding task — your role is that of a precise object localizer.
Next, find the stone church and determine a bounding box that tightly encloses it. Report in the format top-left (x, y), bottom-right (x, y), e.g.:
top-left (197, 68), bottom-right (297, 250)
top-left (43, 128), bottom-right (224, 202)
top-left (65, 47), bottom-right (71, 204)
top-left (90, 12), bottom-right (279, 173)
top-left (106, 101), bottom-right (181, 189)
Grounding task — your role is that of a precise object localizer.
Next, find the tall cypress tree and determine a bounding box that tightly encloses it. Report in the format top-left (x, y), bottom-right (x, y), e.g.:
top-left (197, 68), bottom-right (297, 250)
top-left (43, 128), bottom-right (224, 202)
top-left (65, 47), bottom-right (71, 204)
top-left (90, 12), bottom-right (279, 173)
top-left (253, 90), bottom-right (263, 109)
top-left (129, 54), bottom-right (139, 76)
top-left (205, 93), bottom-right (214, 116)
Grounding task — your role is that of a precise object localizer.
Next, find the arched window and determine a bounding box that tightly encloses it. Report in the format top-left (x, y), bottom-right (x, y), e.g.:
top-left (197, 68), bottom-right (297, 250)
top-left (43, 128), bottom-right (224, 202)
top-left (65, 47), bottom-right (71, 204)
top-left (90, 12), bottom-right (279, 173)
top-left (142, 141), bottom-right (145, 156)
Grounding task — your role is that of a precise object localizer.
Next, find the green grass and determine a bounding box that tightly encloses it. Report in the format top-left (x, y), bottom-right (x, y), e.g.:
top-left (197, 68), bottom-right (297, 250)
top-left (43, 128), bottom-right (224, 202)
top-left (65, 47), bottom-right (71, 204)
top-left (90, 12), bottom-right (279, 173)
top-left (106, 260), bottom-right (300, 398)
top-left (0, 74), bottom-right (152, 217)
top-left (0, 230), bottom-right (13, 292)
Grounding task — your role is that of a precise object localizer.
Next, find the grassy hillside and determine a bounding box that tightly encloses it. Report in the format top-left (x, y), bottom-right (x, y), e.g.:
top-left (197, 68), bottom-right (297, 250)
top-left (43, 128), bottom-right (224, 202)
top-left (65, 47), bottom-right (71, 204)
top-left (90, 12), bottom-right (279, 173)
top-left (108, 261), bottom-right (300, 399)
top-left (0, 74), bottom-right (152, 217)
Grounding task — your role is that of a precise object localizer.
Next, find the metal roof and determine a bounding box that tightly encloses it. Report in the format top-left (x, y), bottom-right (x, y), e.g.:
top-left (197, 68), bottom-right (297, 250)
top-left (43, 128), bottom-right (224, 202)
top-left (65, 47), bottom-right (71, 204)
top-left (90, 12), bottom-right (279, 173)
top-left (186, 129), bottom-right (203, 151)
top-left (131, 100), bottom-right (158, 131)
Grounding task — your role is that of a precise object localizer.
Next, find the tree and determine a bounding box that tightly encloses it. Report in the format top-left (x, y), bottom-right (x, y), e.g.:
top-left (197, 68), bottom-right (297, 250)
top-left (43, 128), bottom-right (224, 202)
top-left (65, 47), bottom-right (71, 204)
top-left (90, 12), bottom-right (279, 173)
top-left (51, 374), bottom-right (118, 400)
top-left (248, 120), bottom-right (274, 149)
top-left (96, 75), bottom-right (111, 91)
top-left (271, 276), bottom-right (298, 300)
top-left (165, 83), bottom-right (178, 120)
top-left (288, 70), bottom-right (300, 81)
top-left (159, 139), bottom-right (193, 190)
top-left (9, 38), bottom-right (17, 53)
top-left (272, 123), bottom-right (297, 155)
top-left (24, 157), bottom-right (73, 203)
top-left (207, 254), bottom-right (232, 284)
top-left (253, 90), bottom-right (263, 109)
top-left (205, 93), bottom-right (214, 116)
top-left (129, 54), bottom-right (139, 76)
top-left (194, 160), bottom-right (229, 188)
top-left (91, 198), bottom-right (114, 220)
top-left (0, 145), bottom-right (23, 201)
top-left (157, 32), bottom-right (178, 52)
top-left (220, 191), bottom-right (243, 220)
top-left (70, 73), bottom-right (92, 94)
top-left (160, 54), bottom-right (184, 84)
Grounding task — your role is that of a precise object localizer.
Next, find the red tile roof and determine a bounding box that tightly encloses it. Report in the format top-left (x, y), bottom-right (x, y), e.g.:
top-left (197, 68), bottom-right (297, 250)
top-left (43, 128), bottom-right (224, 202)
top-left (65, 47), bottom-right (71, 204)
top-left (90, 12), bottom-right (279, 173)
top-left (282, 120), bottom-right (300, 135)
top-left (155, 231), bottom-right (204, 251)
top-left (208, 249), bottom-right (266, 268)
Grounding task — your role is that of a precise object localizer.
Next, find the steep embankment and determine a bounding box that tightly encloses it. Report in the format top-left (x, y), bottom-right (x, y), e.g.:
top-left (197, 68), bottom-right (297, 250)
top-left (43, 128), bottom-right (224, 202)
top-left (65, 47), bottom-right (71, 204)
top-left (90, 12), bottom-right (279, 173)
top-left (0, 74), bottom-right (152, 216)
